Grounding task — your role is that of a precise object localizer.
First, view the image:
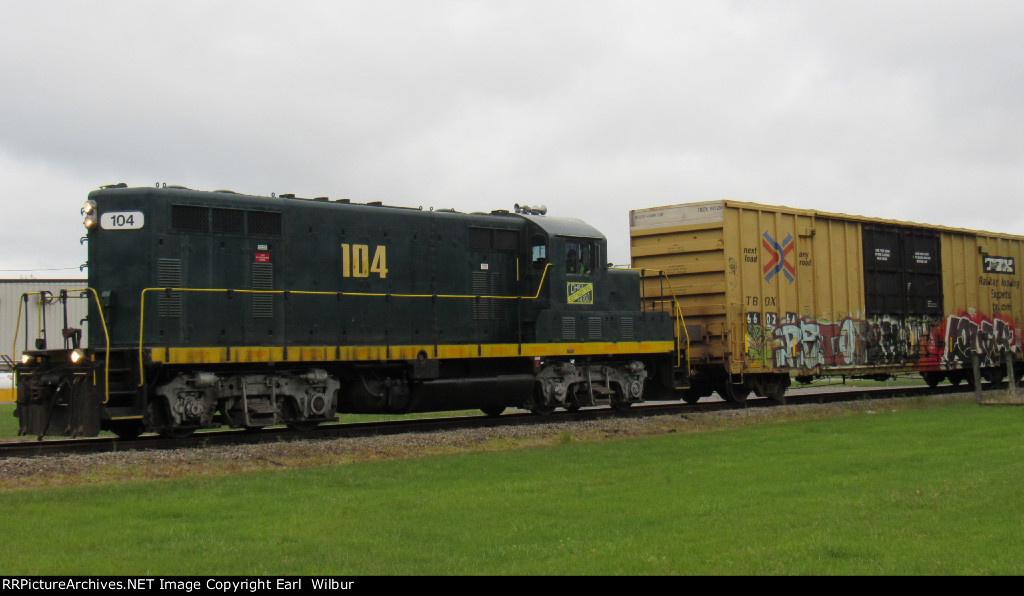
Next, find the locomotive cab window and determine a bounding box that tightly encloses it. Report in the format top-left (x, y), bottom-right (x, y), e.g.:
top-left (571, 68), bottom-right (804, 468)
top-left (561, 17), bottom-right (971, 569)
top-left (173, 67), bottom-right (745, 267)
top-left (531, 234), bottom-right (548, 268)
top-left (565, 238), bottom-right (597, 275)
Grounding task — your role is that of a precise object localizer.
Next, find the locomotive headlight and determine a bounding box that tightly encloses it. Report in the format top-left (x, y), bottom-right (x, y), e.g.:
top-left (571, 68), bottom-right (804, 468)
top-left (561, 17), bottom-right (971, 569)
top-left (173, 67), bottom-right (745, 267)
top-left (20, 354), bottom-right (31, 365)
top-left (70, 349), bottom-right (86, 365)
top-left (83, 200), bottom-right (98, 229)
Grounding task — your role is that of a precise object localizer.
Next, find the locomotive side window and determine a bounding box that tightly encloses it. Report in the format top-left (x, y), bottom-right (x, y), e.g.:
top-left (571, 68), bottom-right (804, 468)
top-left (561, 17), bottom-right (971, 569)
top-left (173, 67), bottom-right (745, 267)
top-left (531, 234), bottom-right (547, 267)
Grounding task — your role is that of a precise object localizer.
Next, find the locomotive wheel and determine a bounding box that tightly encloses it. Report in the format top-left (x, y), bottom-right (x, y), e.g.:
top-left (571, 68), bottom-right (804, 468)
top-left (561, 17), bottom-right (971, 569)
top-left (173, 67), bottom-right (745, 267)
top-left (480, 406), bottom-right (506, 417)
top-left (608, 384), bottom-right (634, 412)
top-left (528, 383), bottom-right (555, 415)
top-left (159, 428), bottom-right (196, 440)
top-left (287, 421), bottom-right (321, 432)
top-left (562, 393), bottom-right (582, 412)
top-left (109, 420), bottom-right (144, 440)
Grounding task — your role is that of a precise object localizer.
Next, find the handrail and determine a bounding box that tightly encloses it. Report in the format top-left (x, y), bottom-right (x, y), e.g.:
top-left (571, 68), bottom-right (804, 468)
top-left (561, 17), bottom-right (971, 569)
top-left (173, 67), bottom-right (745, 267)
top-left (137, 263), bottom-right (553, 386)
top-left (637, 268), bottom-right (691, 372)
top-left (12, 289), bottom-right (112, 403)
top-left (658, 270), bottom-right (691, 371)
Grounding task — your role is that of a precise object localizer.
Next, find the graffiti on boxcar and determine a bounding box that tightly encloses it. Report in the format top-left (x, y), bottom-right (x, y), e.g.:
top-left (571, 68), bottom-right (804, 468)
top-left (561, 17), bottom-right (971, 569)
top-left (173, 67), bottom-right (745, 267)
top-left (745, 313), bottom-right (946, 371)
top-left (744, 312), bottom-right (772, 367)
top-left (943, 310), bottom-right (1021, 368)
top-left (765, 314), bottom-right (872, 370)
top-left (745, 308), bottom-right (1022, 372)
top-left (863, 315), bottom-right (941, 365)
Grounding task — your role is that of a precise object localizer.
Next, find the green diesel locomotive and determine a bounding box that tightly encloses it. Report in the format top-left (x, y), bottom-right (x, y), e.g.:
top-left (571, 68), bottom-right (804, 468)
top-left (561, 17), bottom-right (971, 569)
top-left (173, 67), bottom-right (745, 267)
top-left (13, 185), bottom-right (685, 438)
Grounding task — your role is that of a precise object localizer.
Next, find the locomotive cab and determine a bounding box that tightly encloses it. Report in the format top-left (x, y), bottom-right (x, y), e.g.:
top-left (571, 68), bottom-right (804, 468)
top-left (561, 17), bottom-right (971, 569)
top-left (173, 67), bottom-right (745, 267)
top-left (514, 214), bottom-right (679, 410)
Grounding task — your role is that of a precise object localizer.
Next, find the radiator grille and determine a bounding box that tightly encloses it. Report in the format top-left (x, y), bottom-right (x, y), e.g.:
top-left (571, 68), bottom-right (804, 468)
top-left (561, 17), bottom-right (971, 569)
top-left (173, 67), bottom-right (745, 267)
top-left (247, 211), bottom-right (282, 236)
top-left (212, 208), bottom-right (245, 234)
top-left (171, 205), bottom-right (209, 233)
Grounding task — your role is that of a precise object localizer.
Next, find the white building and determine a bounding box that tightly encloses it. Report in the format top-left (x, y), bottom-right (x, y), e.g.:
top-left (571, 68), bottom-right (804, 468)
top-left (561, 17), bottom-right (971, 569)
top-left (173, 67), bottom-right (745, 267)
top-left (1, 279), bottom-right (89, 371)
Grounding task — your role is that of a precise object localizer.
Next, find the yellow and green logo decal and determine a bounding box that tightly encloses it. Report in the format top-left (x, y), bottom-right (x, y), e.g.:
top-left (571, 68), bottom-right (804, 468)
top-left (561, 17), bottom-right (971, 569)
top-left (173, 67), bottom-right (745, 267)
top-left (567, 282), bottom-right (594, 305)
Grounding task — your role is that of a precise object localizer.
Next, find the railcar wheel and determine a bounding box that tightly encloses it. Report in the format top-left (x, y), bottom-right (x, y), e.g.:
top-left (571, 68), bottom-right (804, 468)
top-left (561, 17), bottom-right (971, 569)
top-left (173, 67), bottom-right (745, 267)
top-left (948, 371), bottom-right (966, 386)
top-left (683, 382), bottom-right (712, 403)
top-left (719, 382), bottom-right (750, 404)
top-left (984, 369), bottom-right (1005, 384)
top-left (480, 406), bottom-right (506, 417)
top-left (921, 372), bottom-right (945, 388)
top-left (610, 401), bottom-right (633, 412)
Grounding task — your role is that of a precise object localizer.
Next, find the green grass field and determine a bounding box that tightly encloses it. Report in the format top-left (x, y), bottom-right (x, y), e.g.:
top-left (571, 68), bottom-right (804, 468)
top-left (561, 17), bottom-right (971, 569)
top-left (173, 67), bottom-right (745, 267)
top-left (0, 398), bottom-right (1021, 575)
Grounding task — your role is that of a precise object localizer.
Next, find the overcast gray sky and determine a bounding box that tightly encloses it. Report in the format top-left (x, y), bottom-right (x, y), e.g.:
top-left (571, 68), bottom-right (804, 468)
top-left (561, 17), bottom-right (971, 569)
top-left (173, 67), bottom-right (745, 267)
top-left (2, 0), bottom-right (1023, 272)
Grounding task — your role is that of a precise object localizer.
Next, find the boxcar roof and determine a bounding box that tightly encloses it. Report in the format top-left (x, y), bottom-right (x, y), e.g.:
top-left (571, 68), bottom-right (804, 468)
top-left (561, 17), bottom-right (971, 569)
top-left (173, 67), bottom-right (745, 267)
top-left (631, 199), bottom-right (1024, 241)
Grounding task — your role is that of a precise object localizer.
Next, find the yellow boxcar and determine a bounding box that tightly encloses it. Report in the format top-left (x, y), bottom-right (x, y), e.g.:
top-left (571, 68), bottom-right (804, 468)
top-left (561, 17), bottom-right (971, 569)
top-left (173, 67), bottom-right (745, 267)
top-left (630, 200), bottom-right (1024, 402)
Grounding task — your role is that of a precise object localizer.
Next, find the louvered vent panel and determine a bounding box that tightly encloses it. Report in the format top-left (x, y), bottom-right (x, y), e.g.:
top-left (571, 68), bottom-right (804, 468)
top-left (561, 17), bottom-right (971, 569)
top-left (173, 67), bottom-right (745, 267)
top-left (156, 258), bottom-right (182, 318)
top-left (490, 272), bottom-right (507, 320)
top-left (251, 262), bottom-right (274, 318)
top-left (620, 317), bottom-right (635, 341)
top-left (561, 317), bottom-right (576, 340)
top-left (472, 271), bottom-right (490, 320)
top-left (472, 271), bottom-right (510, 320)
top-left (588, 316), bottom-right (603, 340)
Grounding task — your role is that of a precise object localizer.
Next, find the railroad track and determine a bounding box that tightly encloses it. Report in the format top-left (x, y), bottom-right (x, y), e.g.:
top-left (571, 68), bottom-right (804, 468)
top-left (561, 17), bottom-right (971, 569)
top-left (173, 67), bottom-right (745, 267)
top-left (0, 382), bottom-right (1003, 460)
